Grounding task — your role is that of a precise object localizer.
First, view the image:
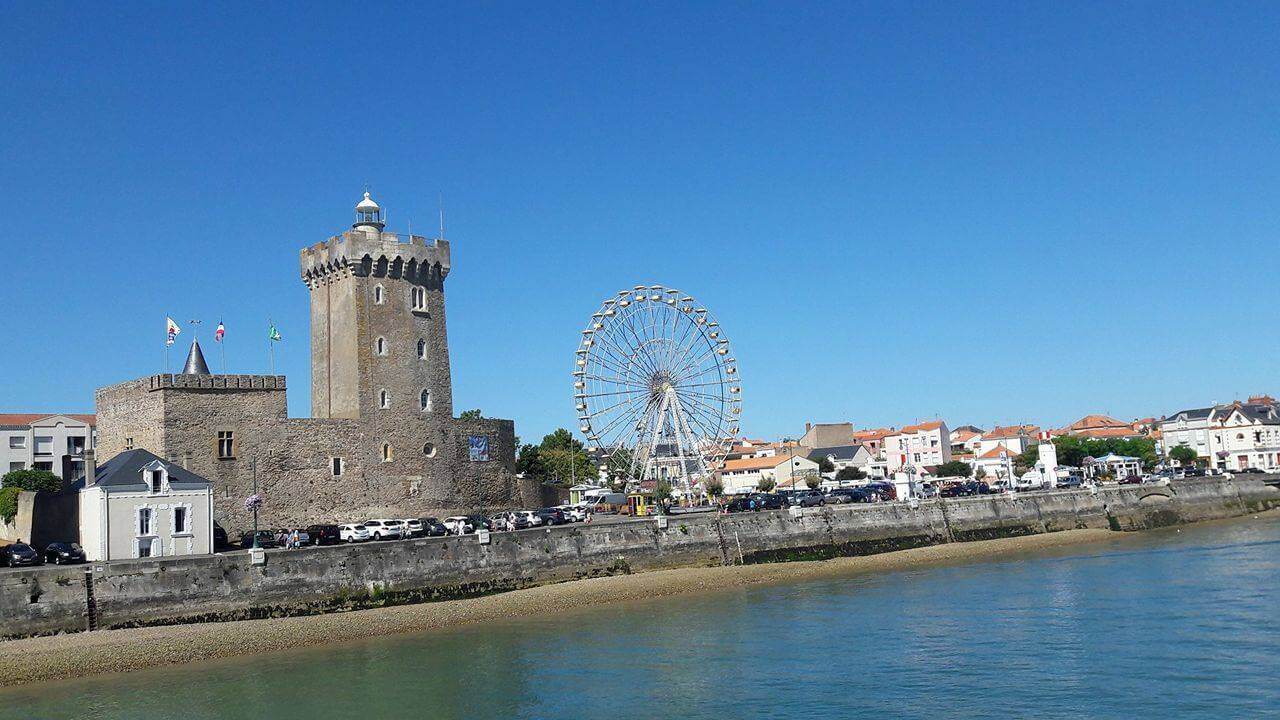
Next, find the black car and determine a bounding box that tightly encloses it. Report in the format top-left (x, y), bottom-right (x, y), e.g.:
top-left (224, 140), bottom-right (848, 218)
top-left (467, 514), bottom-right (494, 532)
top-left (827, 487), bottom-right (872, 504)
top-left (724, 496), bottom-right (755, 513)
top-left (864, 482), bottom-right (897, 501)
top-left (419, 518), bottom-right (449, 536)
top-left (535, 508), bottom-right (567, 526)
top-left (752, 493), bottom-right (787, 510)
top-left (306, 524), bottom-right (342, 546)
top-left (2, 543), bottom-right (42, 568)
top-left (239, 530), bottom-right (279, 549)
top-left (43, 542), bottom-right (85, 565)
top-left (213, 523), bottom-right (230, 550)
top-left (791, 490), bottom-right (826, 507)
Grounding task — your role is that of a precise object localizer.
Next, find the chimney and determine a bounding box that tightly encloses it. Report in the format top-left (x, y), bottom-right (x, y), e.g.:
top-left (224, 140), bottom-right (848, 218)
top-left (805, 422), bottom-right (812, 433)
top-left (84, 448), bottom-right (97, 487)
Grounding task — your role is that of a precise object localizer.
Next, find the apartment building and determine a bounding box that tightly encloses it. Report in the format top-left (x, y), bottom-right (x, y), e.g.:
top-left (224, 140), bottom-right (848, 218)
top-left (0, 414), bottom-right (96, 483)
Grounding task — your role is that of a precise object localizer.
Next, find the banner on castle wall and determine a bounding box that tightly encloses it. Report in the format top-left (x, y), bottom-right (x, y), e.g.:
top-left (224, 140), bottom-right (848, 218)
top-left (468, 435), bottom-right (490, 462)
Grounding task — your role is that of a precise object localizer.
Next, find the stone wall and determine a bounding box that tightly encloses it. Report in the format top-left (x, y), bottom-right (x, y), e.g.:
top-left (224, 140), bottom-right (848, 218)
top-left (3, 478), bottom-right (1275, 639)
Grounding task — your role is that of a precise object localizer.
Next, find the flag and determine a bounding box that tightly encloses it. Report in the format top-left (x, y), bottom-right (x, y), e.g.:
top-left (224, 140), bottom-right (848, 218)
top-left (165, 317), bottom-right (181, 346)
top-left (215, 321), bottom-right (226, 342)
top-left (268, 324), bottom-right (281, 342)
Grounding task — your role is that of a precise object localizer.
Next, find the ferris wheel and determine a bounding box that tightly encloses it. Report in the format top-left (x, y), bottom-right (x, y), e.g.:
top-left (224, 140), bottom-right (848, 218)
top-left (573, 285), bottom-right (741, 494)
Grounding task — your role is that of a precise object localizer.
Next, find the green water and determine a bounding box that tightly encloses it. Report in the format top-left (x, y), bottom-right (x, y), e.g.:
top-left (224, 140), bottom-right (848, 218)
top-left (4, 517), bottom-right (1278, 719)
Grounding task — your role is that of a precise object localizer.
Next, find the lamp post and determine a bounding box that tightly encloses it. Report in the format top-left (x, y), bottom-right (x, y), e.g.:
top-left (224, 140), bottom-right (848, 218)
top-left (251, 457), bottom-right (259, 548)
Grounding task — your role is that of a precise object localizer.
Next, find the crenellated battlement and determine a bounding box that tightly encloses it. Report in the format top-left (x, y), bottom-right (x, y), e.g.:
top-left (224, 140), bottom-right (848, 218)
top-left (143, 374), bottom-right (286, 392)
top-left (300, 230), bottom-right (450, 288)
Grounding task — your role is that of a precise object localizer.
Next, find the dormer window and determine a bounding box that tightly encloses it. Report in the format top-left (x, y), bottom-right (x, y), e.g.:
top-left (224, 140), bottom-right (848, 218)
top-left (144, 463), bottom-right (169, 495)
top-left (150, 470), bottom-right (163, 494)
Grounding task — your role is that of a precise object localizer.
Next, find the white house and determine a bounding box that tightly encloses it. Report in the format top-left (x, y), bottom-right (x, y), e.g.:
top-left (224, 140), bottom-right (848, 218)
top-left (1161, 397), bottom-right (1280, 472)
top-left (884, 421), bottom-right (951, 472)
top-left (807, 444), bottom-right (872, 476)
top-left (973, 444), bottom-right (1018, 482)
top-left (1208, 402), bottom-right (1280, 471)
top-left (975, 425), bottom-right (1039, 457)
top-left (78, 449), bottom-right (214, 561)
top-left (0, 414), bottom-right (95, 482)
top-left (716, 453), bottom-right (820, 495)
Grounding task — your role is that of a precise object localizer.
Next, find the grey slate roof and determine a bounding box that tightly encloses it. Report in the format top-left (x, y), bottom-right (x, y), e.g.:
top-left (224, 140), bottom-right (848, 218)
top-left (1167, 407), bottom-right (1214, 422)
top-left (182, 340), bottom-right (212, 375)
top-left (79, 449), bottom-right (212, 492)
top-left (807, 444), bottom-right (866, 461)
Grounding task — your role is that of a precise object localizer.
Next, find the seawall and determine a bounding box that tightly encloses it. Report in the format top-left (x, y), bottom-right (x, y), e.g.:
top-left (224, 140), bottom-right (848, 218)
top-left (2, 477), bottom-right (1276, 640)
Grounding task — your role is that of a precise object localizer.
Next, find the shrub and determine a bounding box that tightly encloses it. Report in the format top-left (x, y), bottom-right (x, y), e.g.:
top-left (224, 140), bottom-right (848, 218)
top-left (704, 477), bottom-right (724, 498)
top-left (935, 461), bottom-right (972, 478)
top-left (0, 487), bottom-right (20, 524)
top-left (835, 467), bottom-right (866, 482)
top-left (1, 469), bottom-right (61, 494)
top-left (757, 476), bottom-right (777, 493)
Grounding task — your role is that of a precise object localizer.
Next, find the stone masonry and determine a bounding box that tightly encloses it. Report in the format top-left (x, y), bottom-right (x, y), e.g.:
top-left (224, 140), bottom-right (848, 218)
top-left (95, 196), bottom-right (521, 534)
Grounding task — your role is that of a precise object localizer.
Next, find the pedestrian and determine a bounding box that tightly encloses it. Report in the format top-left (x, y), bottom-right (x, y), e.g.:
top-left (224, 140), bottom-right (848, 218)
top-left (289, 529), bottom-right (300, 549)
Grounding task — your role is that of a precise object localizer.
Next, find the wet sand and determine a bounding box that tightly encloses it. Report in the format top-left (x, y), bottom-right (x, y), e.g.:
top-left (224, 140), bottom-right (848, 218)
top-left (0, 527), bottom-right (1141, 688)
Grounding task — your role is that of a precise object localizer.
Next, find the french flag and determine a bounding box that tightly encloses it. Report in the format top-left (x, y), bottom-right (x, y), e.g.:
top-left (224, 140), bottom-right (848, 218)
top-left (215, 321), bottom-right (226, 342)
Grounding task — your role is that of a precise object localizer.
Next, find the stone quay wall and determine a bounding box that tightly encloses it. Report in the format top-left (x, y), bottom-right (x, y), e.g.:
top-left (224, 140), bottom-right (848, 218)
top-left (2, 478), bottom-right (1276, 639)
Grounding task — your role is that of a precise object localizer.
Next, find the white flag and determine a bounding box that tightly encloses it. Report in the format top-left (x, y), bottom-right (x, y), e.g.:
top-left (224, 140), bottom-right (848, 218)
top-left (166, 317), bottom-right (181, 346)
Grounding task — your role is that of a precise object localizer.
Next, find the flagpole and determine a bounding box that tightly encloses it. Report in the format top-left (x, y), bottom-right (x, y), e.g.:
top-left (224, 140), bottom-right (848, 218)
top-left (268, 318), bottom-right (276, 376)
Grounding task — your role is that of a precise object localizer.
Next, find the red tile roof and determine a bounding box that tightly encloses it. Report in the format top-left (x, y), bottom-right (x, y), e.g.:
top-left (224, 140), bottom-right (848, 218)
top-left (978, 444), bottom-right (1016, 459)
top-left (983, 424), bottom-right (1039, 439)
top-left (900, 420), bottom-right (944, 434)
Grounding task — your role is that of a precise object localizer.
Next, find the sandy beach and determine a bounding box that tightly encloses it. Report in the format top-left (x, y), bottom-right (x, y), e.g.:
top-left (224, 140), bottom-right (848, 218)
top-left (0, 527), bottom-right (1130, 688)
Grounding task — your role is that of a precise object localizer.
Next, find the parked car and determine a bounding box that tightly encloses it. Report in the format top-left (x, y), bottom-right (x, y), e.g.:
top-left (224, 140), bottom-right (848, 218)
top-left (419, 517), bottom-right (449, 536)
top-left (535, 508), bottom-right (568, 526)
top-left (724, 496), bottom-right (755, 512)
top-left (363, 519), bottom-right (403, 540)
top-left (512, 510), bottom-right (542, 527)
top-left (466, 515), bottom-right (494, 532)
top-left (864, 482), bottom-right (898, 501)
top-left (443, 516), bottom-right (474, 535)
top-left (274, 528), bottom-right (311, 547)
top-left (1, 543), bottom-right (42, 568)
top-left (240, 530), bottom-right (279, 548)
top-left (401, 519), bottom-right (425, 538)
top-left (339, 524), bottom-right (371, 543)
top-left (827, 487), bottom-right (872, 504)
top-left (1118, 474), bottom-right (1143, 485)
top-left (558, 505), bottom-right (588, 522)
top-left (792, 490), bottom-right (826, 507)
top-left (213, 523), bottom-right (230, 550)
top-left (307, 524), bottom-right (342, 545)
top-left (752, 493), bottom-right (788, 510)
top-left (940, 480), bottom-right (990, 497)
top-left (43, 542), bottom-right (86, 565)
top-left (1238, 467), bottom-right (1265, 475)
top-left (1055, 476), bottom-right (1083, 489)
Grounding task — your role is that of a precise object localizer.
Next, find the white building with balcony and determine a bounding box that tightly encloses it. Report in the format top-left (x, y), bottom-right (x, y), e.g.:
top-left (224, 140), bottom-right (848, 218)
top-left (0, 414), bottom-right (96, 483)
top-left (885, 421), bottom-right (951, 472)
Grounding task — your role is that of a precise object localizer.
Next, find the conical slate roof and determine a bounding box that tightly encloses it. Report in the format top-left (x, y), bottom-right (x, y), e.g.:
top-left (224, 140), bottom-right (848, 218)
top-left (182, 339), bottom-right (212, 375)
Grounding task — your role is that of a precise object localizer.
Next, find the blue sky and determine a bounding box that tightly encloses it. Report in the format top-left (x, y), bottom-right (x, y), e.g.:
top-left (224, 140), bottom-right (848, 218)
top-left (2, 2), bottom-right (1278, 442)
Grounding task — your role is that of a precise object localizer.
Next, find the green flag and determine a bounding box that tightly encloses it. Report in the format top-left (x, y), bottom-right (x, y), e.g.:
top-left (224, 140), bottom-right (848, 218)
top-left (268, 324), bottom-right (282, 342)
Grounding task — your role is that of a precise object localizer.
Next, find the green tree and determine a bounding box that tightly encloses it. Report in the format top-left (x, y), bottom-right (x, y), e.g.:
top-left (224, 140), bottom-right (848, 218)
top-left (0, 487), bottom-right (19, 524)
top-left (515, 444), bottom-right (545, 478)
top-left (1169, 445), bottom-right (1198, 466)
top-left (975, 466), bottom-right (988, 480)
top-left (804, 472), bottom-right (822, 490)
top-left (1, 469), bottom-right (62, 494)
top-left (704, 476), bottom-right (724, 498)
top-left (816, 456), bottom-right (835, 474)
top-left (458, 409), bottom-right (483, 420)
top-left (757, 476), bottom-right (777, 493)
top-left (653, 479), bottom-right (673, 507)
top-left (935, 461), bottom-right (972, 478)
top-left (538, 428), bottom-right (594, 486)
top-left (835, 466), bottom-right (866, 482)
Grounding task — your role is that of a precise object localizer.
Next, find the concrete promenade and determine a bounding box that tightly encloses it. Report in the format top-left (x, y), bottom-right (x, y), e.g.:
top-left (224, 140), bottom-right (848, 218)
top-left (1, 477), bottom-right (1276, 640)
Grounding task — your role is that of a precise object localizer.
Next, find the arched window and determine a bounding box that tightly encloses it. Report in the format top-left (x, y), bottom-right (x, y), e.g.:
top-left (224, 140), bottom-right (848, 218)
top-left (375, 337), bottom-right (387, 356)
top-left (417, 339), bottom-right (426, 359)
top-left (411, 286), bottom-right (426, 311)
top-left (374, 284), bottom-right (384, 305)
top-left (382, 443), bottom-right (393, 462)
top-left (379, 390), bottom-right (390, 409)
top-left (420, 389), bottom-right (431, 412)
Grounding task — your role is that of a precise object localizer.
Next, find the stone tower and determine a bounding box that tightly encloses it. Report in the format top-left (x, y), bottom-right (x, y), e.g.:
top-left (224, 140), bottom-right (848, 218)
top-left (300, 191), bottom-right (458, 484)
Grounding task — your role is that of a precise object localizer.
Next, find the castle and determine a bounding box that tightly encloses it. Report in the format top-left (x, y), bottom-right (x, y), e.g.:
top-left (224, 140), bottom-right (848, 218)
top-left (94, 192), bottom-right (525, 533)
